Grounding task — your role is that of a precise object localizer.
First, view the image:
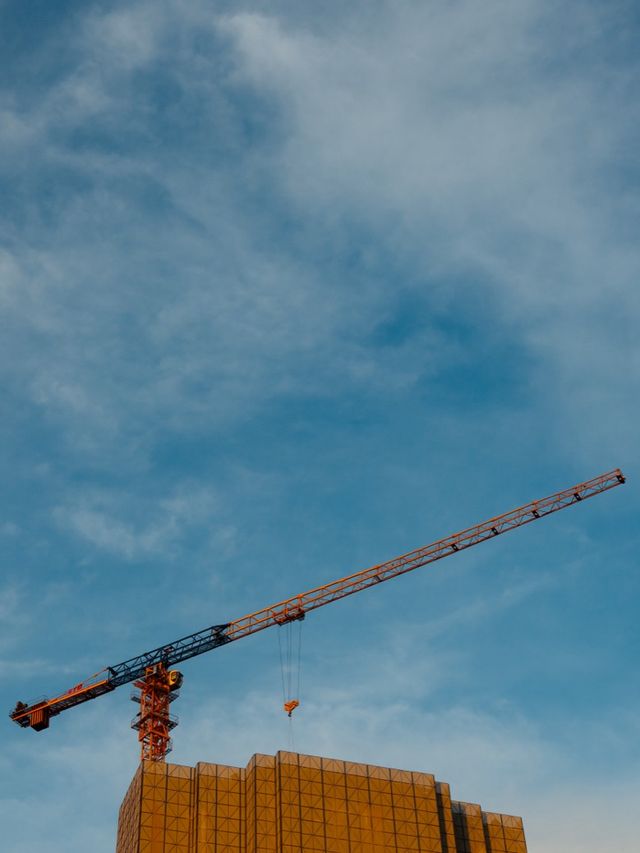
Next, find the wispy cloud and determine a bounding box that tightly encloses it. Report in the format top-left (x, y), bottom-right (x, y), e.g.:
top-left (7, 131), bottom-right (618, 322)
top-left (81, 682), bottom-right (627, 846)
top-left (53, 484), bottom-right (222, 559)
top-left (220, 3), bottom-right (640, 459)
top-left (2, 0), bottom-right (536, 468)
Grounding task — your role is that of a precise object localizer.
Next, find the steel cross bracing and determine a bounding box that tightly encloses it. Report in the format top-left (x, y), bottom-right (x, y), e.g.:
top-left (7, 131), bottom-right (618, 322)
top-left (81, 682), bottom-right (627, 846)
top-left (10, 468), bottom-right (625, 738)
top-left (107, 624), bottom-right (231, 687)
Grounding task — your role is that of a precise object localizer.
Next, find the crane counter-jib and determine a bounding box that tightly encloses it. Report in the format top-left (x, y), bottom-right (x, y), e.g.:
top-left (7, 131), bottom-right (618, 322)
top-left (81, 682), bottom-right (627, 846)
top-left (10, 468), bottom-right (626, 744)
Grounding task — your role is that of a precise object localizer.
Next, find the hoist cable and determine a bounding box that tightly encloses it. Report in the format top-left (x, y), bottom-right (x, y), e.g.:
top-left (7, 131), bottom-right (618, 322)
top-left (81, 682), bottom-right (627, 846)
top-left (277, 628), bottom-right (287, 704)
top-left (296, 619), bottom-right (303, 700)
top-left (286, 623), bottom-right (292, 699)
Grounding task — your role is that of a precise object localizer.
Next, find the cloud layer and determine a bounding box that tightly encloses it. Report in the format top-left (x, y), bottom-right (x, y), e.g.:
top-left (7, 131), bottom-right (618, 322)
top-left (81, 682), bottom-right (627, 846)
top-left (1, 2), bottom-right (638, 852)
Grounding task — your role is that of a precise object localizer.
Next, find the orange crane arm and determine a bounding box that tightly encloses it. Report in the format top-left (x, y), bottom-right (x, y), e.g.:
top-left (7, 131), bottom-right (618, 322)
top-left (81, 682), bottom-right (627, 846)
top-left (11, 468), bottom-right (625, 734)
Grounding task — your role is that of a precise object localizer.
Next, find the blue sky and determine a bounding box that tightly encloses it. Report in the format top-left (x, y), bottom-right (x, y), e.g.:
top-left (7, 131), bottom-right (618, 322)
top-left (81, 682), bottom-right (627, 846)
top-left (1, 1), bottom-right (638, 850)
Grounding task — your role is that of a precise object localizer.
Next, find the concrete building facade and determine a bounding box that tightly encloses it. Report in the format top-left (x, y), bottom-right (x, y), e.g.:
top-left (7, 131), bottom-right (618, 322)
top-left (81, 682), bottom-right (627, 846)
top-left (116, 751), bottom-right (527, 853)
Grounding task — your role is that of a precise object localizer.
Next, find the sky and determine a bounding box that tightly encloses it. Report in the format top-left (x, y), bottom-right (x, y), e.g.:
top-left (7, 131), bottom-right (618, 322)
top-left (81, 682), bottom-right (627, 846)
top-left (0, 0), bottom-right (638, 850)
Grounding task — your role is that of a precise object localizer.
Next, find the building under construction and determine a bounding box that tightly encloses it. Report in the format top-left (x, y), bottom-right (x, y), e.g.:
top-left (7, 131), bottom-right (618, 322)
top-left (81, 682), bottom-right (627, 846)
top-left (116, 750), bottom-right (527, 853)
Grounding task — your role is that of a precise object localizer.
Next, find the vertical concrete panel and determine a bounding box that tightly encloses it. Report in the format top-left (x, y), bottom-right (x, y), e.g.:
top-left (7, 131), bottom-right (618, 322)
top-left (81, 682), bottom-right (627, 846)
top-left (116, 764), bottom-right (143, 853)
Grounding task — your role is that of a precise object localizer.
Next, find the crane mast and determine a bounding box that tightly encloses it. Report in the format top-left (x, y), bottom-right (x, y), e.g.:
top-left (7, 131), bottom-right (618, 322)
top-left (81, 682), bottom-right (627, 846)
top-left (11, 468), bottom-right (625, 760)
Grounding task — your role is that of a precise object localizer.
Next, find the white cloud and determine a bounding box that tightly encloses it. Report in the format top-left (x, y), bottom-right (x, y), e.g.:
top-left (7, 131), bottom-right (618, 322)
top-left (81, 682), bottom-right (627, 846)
top-left (219, 3), bottom-right (640, 460)
top-left (54, 484), bottom-right (221, 559)
top-left (0, 1), bottom-right (497, 465)
top-left (219, 3), bottom-right (635, 288)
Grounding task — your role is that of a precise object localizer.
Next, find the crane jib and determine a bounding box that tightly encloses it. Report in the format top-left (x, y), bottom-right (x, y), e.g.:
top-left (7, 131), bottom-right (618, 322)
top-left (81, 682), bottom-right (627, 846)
top-left (10, 468), bottom-right (626, 734)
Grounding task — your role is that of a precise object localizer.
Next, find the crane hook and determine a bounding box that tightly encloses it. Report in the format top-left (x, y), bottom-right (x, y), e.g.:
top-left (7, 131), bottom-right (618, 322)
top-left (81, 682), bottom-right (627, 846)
top-left (283, 699), bottom-right (300, 717)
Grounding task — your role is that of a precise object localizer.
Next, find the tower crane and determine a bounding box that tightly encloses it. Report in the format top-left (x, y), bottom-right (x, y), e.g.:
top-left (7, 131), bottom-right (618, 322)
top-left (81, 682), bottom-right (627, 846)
top-left (11, 469), bottom-right (625, 761)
